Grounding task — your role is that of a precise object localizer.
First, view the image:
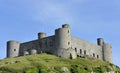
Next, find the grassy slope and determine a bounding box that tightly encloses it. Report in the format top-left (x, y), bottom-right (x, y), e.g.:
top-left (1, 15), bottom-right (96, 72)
top-left (0, 53), bottom-right (119, 73)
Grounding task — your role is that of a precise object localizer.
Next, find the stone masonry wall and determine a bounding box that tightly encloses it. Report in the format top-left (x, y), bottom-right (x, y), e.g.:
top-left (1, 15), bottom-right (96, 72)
top-left (19, 35), bottom-right (103, 60)
top-left (71, 36), bottom-right (103, 60)
top-left (19, 40), bottom-right (39, 56)
top-left (19, 36), bottom-right (55, 56)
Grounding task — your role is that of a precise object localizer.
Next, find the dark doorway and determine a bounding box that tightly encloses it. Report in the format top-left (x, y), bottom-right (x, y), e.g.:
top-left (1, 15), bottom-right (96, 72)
top-left (70, 53), bottom-right (73, 59)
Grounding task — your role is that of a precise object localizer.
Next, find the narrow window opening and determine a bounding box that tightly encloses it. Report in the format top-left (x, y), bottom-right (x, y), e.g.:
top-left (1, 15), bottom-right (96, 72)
top-left (97, 55), bottom-right (99, 59)
top-left (70, 53), bottom-right (73, 59)
top-left (93, 53), bottom-right (95, 57)
top-left (75, 48), bottom-right (77, 52)
top-left (84, 50), bottom-right (86, 55)
top-left (80, 49), bottom-right (82, 54)
top-left (68, 30), bottom-right (69, 33)
top-left (68, 42), bottom-right (70, 45)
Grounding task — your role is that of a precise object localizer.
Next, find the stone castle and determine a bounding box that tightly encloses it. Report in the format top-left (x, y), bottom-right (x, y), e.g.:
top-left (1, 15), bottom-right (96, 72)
top-left (7, 24), bottom-right (112, 63)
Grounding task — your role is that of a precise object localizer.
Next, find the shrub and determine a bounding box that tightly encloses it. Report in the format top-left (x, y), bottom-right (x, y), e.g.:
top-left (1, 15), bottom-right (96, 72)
top-left (83, 66), bottom-right (92, 72)
top-left (37, 65), bottom-right (48, 73)
top-left (54, 66), bottom-right (61, 72)
top-left (93, 66), bottom-right (106, 73)
top-left (0, 67), bottom-right (17, 73)
top-left (93, 67), bottom-right (102, 73)
top-left (70, 65), bottom-right (87, 73)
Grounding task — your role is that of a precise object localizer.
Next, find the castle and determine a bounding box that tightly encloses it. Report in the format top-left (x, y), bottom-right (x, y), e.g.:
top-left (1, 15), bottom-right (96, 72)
top-left (6, 24), bottom-right (112, 63)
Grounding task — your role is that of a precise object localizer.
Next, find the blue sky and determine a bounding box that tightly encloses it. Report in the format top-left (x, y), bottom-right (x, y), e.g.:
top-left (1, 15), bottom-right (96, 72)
top-left (0, 0), bottom-right (120, 66)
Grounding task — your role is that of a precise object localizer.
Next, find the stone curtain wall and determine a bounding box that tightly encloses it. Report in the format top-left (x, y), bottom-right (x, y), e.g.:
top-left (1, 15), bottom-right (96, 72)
top-left (19, 40), bottom-right (39, 56)
top-left (19, 36), bottom-right (56, 56)
top-left (71, 36), bottom-right (103, 60)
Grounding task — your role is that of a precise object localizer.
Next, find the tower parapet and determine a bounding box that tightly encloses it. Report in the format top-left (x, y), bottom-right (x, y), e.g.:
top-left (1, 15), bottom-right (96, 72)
top-left (7, 40), bottom-right (20, 58)
top-left (97, 38), bottom-right (104, 46)
top-left (62, 24), bottom-right (70, 28)
top-left (38, 32), bottom-right (46, 39)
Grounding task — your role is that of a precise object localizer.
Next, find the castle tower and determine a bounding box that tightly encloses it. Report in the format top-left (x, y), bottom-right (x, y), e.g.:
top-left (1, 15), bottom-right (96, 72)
top-left (97, 38), bottom-right (112, 63)
top-left (38, 32), bottom-right (46, 39)
top-left (97, 38), bottom-right (104, 46)
top-left (38, 32), bottom-right (46, 52)
top-left (103, 44), bottom-right (112, 63)
top-left (7, 40), bottom-right (20, 58)
top-left (55, 24), bottom-right (72, 58)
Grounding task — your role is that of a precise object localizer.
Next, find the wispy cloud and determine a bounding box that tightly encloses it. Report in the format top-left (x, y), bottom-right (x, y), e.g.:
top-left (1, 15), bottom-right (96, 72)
top-left (33, 1), bottom-right (71, 22)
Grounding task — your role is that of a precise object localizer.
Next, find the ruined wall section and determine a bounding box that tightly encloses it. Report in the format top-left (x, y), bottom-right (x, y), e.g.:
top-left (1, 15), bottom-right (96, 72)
top-left (71, 36), bottom-right (103, 60)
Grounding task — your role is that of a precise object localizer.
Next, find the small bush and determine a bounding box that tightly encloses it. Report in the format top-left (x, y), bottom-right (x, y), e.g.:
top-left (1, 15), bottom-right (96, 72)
top-left (70, 65), bottom-right (87, 73)
top-left (93, 66), bottom-right (106, 73)
top-left (84, 66), bottom-right (92, 72)
top-left (93, 67), bottom-right (102, 73)
top-left (54, 66), bottom-right (61, 72)
top-left (37, 65), bottom-right (48, 73)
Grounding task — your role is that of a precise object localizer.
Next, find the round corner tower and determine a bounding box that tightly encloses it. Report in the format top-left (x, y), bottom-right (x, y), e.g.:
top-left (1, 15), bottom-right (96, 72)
top-left (55, 24), bottom-right (71, 58)
top-left (7, 40), bottom-right (20, 58)
top-left (103, 43), bottom-right (112, 63)
top-left (97, 38), bottom-right (112, 63)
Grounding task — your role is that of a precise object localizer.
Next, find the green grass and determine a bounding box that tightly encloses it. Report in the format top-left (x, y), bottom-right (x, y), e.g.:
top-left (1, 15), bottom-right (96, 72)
top-left (0, 53), bottom-right (119, 73)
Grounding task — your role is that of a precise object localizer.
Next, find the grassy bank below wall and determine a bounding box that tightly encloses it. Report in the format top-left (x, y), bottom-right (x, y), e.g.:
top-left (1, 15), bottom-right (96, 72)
top-left (0, 53), bottom-right (120, 73)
